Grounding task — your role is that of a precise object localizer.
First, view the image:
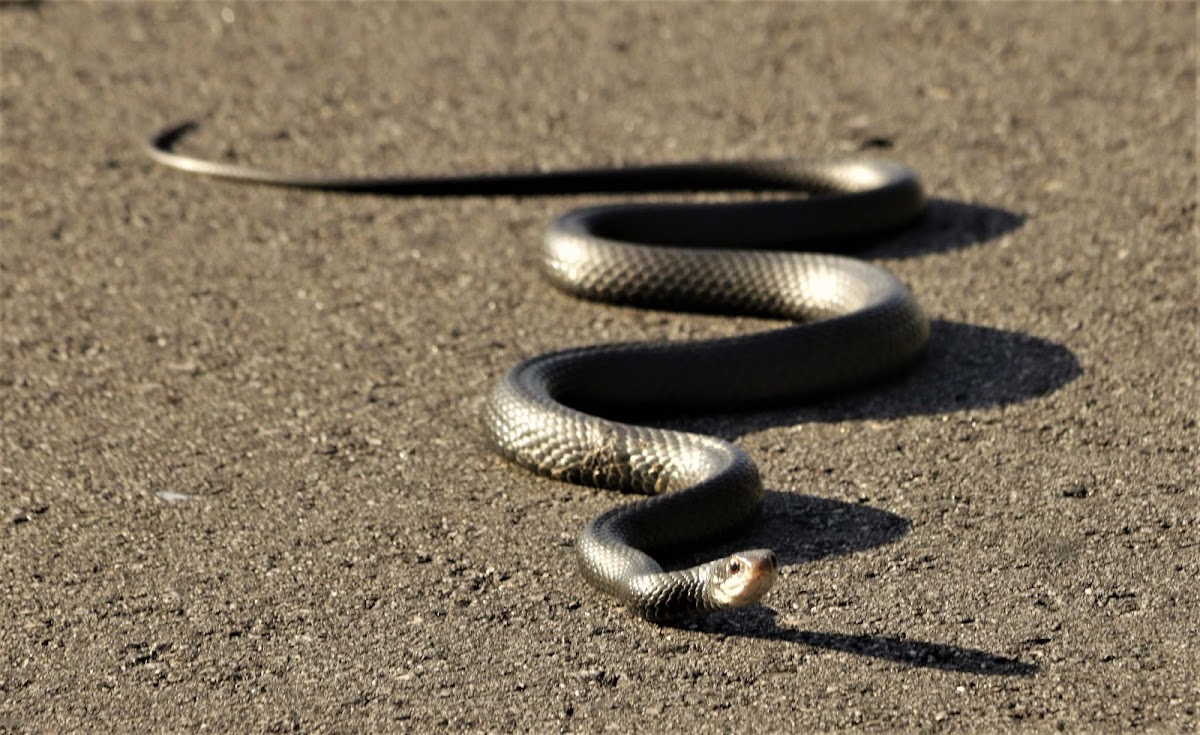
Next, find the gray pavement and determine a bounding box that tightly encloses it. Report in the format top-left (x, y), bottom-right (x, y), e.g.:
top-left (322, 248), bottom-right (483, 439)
top-left (1, 2), bottom-right (1196, 732)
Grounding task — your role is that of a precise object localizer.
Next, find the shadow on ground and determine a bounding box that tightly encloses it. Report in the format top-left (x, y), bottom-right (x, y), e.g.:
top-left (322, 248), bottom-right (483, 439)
top-left (660, 492), bottom-right (1037, 675)
top-left (660, 490), bottom-right (908, 574)
top-left (873, 197), bottom-right (1025, 259)
top-left (676, 607), bottom-right (1039, 676)
top-left (679, 320), bottom-right (1084, 440)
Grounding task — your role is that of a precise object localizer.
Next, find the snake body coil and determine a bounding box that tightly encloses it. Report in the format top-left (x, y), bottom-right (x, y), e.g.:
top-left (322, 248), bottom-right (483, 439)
top-left (147, 123), bottom-right (929, 621)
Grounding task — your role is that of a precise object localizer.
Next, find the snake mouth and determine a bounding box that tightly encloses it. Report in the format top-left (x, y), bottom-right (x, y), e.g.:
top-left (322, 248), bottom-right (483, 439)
top-left (711, 549), bottom-right (778, 609)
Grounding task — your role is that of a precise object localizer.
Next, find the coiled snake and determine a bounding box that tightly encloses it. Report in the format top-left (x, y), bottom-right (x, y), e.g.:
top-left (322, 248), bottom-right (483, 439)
top-left (146, 122), bottom-right (929, 621)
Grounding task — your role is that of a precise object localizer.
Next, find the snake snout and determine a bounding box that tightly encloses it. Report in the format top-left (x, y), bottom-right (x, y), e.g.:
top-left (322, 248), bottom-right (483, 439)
top-left (710, 548), bottom-right (778, 610)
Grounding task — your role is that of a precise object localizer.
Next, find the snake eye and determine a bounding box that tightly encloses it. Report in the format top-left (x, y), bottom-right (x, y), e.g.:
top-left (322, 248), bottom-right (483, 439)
top-left (728, 559), bottom-right (742, 575)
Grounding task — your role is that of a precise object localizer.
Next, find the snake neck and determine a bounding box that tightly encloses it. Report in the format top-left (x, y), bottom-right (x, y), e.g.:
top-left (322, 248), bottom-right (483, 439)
top-left (629, 565), bottom-right (724, 622)
top-left (575, 539), bottom-right (722, 622)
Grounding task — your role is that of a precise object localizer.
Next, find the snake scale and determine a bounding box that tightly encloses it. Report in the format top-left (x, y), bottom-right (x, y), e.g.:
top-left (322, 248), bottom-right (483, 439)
top-left (146, 122), bottom-right (929, 621)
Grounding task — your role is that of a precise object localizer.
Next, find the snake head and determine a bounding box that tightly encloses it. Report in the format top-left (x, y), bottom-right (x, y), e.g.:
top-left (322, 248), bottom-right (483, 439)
top-left (707, 549), bottom-right (778, 610)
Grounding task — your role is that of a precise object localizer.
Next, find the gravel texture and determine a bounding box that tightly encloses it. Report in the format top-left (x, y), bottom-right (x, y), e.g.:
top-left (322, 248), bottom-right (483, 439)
top-left (1, 2), bottom-right (1196, 732)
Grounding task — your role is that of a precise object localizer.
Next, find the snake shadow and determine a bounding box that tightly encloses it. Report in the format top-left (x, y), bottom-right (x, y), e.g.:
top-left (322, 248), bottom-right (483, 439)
top-left (655, 485), bottom-right (1040, 676)
top-left (656, 486), bottom-right (1039, 676)
top-left (646, 319), bottom-right (1081, 454)
top-left (653, 482), bottom-right (1039, 675)
top-left (766, 197), bottom-right (1021, 259)
top-left (868, 197), bottom-right (1025, 259)
top-left (670, 606), bottom-right (1039, 676)
top-left (692, 319), bottom-right (1084, 437)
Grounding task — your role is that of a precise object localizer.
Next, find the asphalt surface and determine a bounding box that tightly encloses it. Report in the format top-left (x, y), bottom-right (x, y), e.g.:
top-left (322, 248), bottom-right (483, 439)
top-left (1, 2), bottom-right (1196, 732)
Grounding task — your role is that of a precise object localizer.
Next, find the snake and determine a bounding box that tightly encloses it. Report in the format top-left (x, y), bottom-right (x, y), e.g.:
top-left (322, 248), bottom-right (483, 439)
top-left (146, 121), bottom-right (930, 621)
